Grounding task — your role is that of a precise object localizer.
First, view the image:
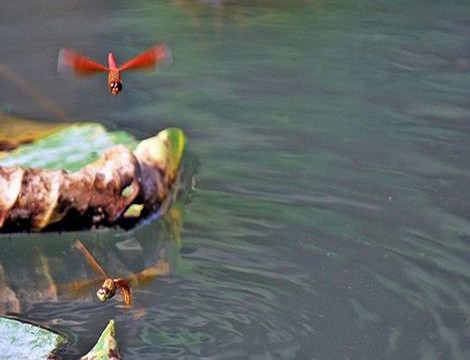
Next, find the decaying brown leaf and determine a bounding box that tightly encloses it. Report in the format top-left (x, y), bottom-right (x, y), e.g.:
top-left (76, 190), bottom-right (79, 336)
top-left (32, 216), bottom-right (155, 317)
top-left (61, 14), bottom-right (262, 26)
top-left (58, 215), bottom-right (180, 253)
top-left (0, 128), bottom-right (185, 231)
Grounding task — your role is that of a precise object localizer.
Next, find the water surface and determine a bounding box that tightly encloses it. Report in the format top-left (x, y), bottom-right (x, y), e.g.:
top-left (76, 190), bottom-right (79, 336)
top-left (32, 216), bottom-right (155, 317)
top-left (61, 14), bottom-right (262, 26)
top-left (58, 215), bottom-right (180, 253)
top-left (0, 1), bottom-right (470, 359)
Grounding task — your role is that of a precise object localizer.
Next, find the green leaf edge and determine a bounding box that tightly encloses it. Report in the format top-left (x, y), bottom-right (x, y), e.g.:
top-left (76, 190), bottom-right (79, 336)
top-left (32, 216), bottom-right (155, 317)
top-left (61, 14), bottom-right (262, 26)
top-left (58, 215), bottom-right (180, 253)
top-left (0, 316), bottom-right (66, 358)
top-left (80, 319), bottom-right (118, 360)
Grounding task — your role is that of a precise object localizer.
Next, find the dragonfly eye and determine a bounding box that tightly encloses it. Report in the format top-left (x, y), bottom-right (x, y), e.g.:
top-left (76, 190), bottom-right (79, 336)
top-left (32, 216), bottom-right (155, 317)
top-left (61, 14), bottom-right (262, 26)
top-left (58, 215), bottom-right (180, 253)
top-left (109, 81), bottom-right (123, 95)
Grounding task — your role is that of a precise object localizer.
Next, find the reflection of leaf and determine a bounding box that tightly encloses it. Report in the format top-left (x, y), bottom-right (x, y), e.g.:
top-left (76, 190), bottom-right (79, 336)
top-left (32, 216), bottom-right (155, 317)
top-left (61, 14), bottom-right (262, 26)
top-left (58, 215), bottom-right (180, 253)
top-left (80, 319), bottom-right (120, 360)
top-left (0, 113), bottom-right (67, 156)
top-left (0, 316), bottom-right (65, 359)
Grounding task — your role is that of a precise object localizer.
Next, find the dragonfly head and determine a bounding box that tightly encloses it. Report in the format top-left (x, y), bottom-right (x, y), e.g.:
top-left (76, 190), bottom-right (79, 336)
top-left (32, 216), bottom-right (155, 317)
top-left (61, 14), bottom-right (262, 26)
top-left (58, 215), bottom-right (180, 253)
top-left (97, 278), bottom-right (116, 302)
top-left (109, 81), bottom-right (123, 95)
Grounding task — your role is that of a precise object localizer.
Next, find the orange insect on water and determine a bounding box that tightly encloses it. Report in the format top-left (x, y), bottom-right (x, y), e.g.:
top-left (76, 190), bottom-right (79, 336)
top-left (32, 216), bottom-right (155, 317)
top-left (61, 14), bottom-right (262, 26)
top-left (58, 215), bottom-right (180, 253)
top-left (58, 44), bottom-right (171, 95)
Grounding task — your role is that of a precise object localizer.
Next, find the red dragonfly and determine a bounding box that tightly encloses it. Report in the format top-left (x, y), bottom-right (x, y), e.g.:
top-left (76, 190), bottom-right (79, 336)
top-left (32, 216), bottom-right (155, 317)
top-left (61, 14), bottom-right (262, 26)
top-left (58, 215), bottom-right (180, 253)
top-left (58, 44), bottom-right (171, 95)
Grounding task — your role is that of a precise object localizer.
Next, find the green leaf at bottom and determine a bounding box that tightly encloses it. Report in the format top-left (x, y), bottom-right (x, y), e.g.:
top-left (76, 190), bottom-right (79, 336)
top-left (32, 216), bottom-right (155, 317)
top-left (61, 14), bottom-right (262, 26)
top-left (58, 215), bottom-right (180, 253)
top-left (0, 316), bottom-right (65, 359)
top-left (80, 319), bottom-right (120, 360)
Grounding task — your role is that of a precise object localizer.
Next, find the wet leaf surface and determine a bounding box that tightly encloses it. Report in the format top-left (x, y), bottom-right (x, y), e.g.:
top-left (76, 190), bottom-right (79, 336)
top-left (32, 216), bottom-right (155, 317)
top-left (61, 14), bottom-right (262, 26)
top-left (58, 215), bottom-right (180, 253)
top-left (0, 121), bottom-right (136, 172)
top-left (0, 316), bottom-right (65, 359)
top-left (80, 320), bottom-right (120, 360)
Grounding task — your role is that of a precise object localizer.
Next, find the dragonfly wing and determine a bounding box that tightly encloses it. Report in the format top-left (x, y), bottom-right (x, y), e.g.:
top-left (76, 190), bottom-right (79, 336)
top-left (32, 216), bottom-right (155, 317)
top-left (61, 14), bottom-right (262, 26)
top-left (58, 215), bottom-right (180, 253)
top-left (56, 278), bottom-right (103, 300)
top-left (58, 48), bottom-right (108, 78)
top-left (117, 280), bottom-right (132, 306)
top-left (74, 240), bottom-right (110, 279)
top-left (119, 44), bottom-right (172, 71)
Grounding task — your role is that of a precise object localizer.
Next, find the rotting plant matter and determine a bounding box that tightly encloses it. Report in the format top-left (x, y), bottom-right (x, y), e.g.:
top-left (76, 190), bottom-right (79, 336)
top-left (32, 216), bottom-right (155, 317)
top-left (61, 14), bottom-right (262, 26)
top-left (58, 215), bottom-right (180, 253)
top-left (0, 128), bottom-right (185, 231)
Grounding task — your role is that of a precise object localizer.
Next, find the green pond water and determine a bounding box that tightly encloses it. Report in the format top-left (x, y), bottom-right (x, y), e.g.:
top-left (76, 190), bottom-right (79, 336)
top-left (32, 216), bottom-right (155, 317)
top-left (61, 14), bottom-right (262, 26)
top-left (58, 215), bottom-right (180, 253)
top-left (1, 1), bottom-right (470, 359)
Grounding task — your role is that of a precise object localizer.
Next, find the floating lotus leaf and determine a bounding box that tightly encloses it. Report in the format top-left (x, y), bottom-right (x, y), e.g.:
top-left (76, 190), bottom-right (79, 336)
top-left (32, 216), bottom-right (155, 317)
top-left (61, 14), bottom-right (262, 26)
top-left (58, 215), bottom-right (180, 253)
top-left (0, 122), bottom-right (137, 172)
top-left (0, 316), bottom-right (65, 359)
top-left (0, 121), bottom-right (186, 231)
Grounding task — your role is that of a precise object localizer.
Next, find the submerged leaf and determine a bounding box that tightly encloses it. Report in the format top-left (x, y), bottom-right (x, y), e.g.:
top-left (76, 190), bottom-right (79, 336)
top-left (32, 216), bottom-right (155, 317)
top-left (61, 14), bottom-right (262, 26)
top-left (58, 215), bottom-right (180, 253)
top-left (0, 316), bottom-right (65, 359)
top-left (0, 113), bottom-right (67, 156)
top-left (80, 320), bottom-right (120, 360)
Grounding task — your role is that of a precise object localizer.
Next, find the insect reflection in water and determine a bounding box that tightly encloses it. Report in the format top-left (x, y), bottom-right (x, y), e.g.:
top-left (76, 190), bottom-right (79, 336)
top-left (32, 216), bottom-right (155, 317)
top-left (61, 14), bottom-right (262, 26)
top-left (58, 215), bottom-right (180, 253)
top-left (72, 239), bottom-right (170, 308)
top-left (74, 240), bottom-right (133, 306)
